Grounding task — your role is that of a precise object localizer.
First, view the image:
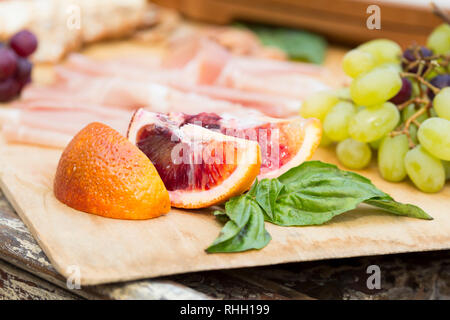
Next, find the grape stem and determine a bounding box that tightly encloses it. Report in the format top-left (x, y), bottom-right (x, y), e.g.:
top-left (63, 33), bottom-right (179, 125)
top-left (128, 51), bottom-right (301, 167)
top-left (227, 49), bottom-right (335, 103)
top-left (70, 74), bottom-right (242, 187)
top-left (391, 103), bottom-right (431, 148)
top-left (396, 41), bottom-right (450, 149)
top-left (397, 97), bottom-right (428, 111)
top-left (400, 72), bottom-right (441, 95)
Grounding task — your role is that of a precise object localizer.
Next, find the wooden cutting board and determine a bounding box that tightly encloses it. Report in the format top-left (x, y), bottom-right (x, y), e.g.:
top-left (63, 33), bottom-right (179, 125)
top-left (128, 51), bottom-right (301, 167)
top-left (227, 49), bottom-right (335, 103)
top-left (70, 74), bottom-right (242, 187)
top-left (0, 139), bottom-right (449, 285)
top-left (0, 41), bottom-right (449, 285)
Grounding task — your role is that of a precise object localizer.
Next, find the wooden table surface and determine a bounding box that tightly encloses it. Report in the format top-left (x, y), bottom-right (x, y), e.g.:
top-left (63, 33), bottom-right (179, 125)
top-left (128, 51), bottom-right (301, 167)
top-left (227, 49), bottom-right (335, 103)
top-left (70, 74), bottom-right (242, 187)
top-left (1, 186), bottom-right (449, 300)
top-left (0, 44), bottom-right (449, 300)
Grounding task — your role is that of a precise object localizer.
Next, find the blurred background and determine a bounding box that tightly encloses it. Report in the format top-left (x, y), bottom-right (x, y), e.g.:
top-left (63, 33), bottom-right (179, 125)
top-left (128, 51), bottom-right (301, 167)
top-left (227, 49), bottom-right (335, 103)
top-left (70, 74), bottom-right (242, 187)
top-left (154, 0), bottom-right (449, 47)
top-left (0, 0), bottom-right (448, 66)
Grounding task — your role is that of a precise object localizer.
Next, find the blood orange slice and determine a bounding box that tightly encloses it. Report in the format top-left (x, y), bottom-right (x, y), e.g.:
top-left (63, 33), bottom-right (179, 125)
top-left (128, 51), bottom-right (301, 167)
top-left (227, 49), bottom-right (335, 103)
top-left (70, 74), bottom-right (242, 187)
top-left (127, 110), bottom-right (261, 208)
top-left (128, 109), bottom-right (321, 183)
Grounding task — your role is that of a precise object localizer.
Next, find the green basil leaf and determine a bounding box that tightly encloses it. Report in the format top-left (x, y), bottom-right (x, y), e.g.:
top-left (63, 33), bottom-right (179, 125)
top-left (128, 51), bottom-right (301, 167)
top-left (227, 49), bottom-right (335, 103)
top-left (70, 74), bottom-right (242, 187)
top-left (253, 179), bottom-right (284, 220)
top-left (206, 161), bottom-right (432, 253)
top-left (365, 198), bottom-right (433, 220)
top-left (256, 161), bottom-right (432, 226)
top-left (206, 194), bottom-right (271, 253)
top-left (235, 22), bottom-right (327, 64)
top-left (213, 210), bottom-right (229, 224)
top-left (261, 161), bottom-right (384, 226)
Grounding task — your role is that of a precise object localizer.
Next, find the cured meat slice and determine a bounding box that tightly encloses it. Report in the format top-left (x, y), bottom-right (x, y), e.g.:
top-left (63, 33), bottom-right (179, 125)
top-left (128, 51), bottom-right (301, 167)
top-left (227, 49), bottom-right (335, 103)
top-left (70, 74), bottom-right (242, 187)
top-left (48, 68), bottom-right (259, 115)
top-left (0, 106), bottom-right (131, 148)
top-left (57, 58), bottom-right (305, 117)
top-left (2, 123), bottom-right (73, 148)
top-left (216, 64), bottom-right (329, 100)
top-left (170, 82), bottom-right (300, 118)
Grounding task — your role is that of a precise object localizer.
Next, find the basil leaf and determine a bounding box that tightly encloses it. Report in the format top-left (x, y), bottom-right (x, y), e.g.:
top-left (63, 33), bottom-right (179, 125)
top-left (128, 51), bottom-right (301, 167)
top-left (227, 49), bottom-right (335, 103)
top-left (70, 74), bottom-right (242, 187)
top-left (255, 161), bottom-right (432, 226)
top-left (236, 23), bottom-right (327, 64)
top-left (206, 161), bottom-right (432, 253)
top-left (206, 194), bottom-right (271, 253)
top-left (253, 179), bottom-right (284, 220)
top-left (365, 198), bottom-right (433, 220)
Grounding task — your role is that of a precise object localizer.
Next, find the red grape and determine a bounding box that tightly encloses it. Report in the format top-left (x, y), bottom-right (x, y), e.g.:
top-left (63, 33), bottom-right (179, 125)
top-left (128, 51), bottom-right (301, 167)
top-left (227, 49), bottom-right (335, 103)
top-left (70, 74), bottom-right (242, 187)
top-left (9, 30), bottom-right (38, 57)
top-left (402, 47), bottom-right (432, 74)
top-left (428, 74), bottom-right (450, 100)
top-left (18, 75), bottom-right (31, 90)
top-left (15, 57), bottom-right (32, 81)
top-left (0, 47), bottom-right (17, 80)
top-left (0, 77), bottom-right (20, 102)
top-left (389, 78), bottom-right (412, 105)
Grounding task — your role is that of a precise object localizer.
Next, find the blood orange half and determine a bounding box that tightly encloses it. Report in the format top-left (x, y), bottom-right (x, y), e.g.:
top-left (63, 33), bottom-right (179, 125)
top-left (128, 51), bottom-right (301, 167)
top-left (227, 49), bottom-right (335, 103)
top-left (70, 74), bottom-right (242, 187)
top-left (127, 110), bottom-right (261, 208)
top-left (128, 109), bottom-right (321, 182)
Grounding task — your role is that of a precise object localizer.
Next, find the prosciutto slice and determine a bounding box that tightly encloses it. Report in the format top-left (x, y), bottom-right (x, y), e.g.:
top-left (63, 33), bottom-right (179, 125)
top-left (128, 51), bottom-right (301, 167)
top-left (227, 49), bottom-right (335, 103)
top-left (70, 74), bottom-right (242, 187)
top-left (55, 56), bottom-right (310, 117)
top-left (0, 105), bottom-right (132, 148)
top-left (2, 37), bottom-right (330, 148)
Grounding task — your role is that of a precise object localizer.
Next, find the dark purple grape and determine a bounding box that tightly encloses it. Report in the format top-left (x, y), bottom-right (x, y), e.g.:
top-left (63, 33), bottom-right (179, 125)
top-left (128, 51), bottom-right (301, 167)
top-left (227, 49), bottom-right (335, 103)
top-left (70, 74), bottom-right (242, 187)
top-left (9, 30), bottom-right (38, 57)
top-left (0, 77), bottom-right (20, 102)
top-left (18, 75), bottom-right (31, 90)
top-left (0, 47), bottom-right (17, 80)
top-left (427, 74), bottom-right (450, 100)
top-left (389, 78), bottom-right (412, 105)
top-left (402, 46), bottom-right (433, 74)
top-left (15, 57), bottom-right (32, 81)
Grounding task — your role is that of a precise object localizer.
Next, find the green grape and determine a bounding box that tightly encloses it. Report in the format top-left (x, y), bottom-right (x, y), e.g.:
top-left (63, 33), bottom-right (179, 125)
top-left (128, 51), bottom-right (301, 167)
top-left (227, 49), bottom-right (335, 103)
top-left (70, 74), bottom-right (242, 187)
top-left (410, 80), bottom-right (428, 96)
top-left (300, 91), bottom-right (339, 121)
top-left (443, 161), bottom-right (450, 180)
top-left (348, 102), bottom-right (400, 142)
top-left (336, 138), bottom-right (372, 169)
top-left (425, 65), bottom-right (448, 81)
top-left (342, 49), bottom-right (375, 78)
top-left (404, 145), bottom-right (445, 193)
top-left (369, 137), bottom-right (383, 150)
top-left (323, 101), bottom-right (356, 141)
top-left (377, 62), bottom-right (402, 73)
top-left (408, 123), bottom-right (419, 145)
top-left (334, 87), bottom-right (351, 100)
top-left (378, 134), bottom-right (409, 182)
top-left (320, 132), bottom-right (334, 147)
top-left (417, 117), bottom-right (450, 160)
top-left (429, 108), bottom-right (438, 118)
top-left (358, 39), bottom-right (402, 65)
top-left (427, 24), bottom-right (450, 55)
top-left (401, 104), bottom-right (428, 123)
top-left (433, 87), bottom-right (450, 120)
top-left (350, 67), bottom-right (402, 106)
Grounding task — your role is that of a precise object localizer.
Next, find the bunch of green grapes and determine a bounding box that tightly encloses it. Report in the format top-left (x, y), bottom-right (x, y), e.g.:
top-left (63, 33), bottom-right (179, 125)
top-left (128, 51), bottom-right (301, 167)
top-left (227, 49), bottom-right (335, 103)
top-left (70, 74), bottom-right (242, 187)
top-left (300, 24), bottom-right (450, 193)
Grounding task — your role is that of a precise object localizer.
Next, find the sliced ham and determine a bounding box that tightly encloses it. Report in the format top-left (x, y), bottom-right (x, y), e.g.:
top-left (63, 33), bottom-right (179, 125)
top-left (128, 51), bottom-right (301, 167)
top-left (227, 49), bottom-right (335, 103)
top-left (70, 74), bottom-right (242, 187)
top-left (48, 68), bottom-right (265, 115)
top-left (2, 37), bottom-right (330, 148)
top-left (55, 58), bottom-right (306, 117)
top-left (62, 42), bottom-right (328, 104)
top-left (170, 82), bottom-right (300, 118)
top-left (2, 123), bottom-right (72, 148)
top-left (0, 105), bottom-right (132, 148)
top-left (216, 65), bottom-right (329, 100)
top-left (13, 95), bottom-right (132, 119)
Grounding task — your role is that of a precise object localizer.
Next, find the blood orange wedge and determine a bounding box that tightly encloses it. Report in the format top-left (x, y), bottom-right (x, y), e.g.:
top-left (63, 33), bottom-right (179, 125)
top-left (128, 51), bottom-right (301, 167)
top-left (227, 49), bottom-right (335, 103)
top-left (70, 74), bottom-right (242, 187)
top-left (127, 110), bottom-right (261, 209)
top-left (54, 122), bottom-right (171, 219)
top-left (128, 109), bottom-right (321, 182)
